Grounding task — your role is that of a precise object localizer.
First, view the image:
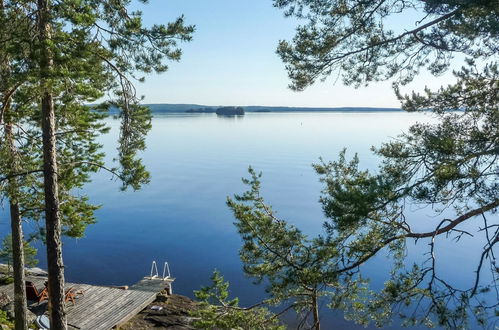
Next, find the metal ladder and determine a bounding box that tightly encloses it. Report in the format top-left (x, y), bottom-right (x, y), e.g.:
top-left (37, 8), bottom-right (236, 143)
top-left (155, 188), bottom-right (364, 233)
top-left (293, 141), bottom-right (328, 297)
top-left (149, 261), bottom-right (173, 294)
top-left (150, 260), bottom-right (171, 279)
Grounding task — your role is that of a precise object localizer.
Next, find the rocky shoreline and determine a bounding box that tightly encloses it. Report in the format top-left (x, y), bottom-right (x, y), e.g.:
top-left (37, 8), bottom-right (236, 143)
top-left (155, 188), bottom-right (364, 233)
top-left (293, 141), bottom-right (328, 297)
top-left (119, 290), bottom-right (200, 330)
top-left (0, 264), bottom-right (48, 327)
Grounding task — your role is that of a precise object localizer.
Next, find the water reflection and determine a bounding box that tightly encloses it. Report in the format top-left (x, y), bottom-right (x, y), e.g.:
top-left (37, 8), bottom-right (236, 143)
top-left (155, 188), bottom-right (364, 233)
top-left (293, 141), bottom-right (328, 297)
top-left (0, 112), bottom-right (489, 329)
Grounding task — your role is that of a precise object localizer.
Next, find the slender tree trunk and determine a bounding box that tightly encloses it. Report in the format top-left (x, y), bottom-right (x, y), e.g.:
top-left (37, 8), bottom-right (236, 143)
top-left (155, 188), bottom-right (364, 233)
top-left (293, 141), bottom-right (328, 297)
top-left (37, 0), bottom-right (67, 329)
top-left (311, 290), bottom-right (320, 330)
top-left (6, 124), bottom-right (28, 330)
top-left (9, 201), bottom-right (28, 330)
top-left (1, 1), bottom-right (28, 329)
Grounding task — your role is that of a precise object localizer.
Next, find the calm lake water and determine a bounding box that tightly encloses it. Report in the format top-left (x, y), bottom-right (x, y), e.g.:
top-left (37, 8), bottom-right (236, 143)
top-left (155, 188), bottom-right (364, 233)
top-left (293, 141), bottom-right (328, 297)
top-left (0, 112), bottom-right (495, 328)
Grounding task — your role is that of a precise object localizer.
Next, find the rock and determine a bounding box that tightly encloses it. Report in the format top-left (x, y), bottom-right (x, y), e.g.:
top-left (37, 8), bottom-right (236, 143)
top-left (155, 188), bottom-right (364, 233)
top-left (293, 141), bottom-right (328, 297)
top-left (26, 267), bottom-right (48, 276)
top-left (3, 302), bottom-right (14, 319)
top-left (145, 315), bottom-right (196, 329)
top-left (26, 310), bottom-right (37, 325)
top-left (156, 293), bottom-right (168, 303)
top-left (119, 294), bottom-right (200, 330)
top-left (0, 292), bottom-right (11, 309)
top-left (3, 302), bottom-right (37, 325)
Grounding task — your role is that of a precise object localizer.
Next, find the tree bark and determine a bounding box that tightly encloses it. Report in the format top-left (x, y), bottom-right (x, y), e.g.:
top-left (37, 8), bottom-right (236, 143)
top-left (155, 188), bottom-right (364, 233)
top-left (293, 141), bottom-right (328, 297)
top-left (9, 198), bottom-right (27, 330)
top-left (311, 290), bottom-right (320, 330)
top-left (1, 1), bottom-right (28, 328)
top-left (5, 123), bottom-right (28, 330)
top-left (37, 0), bottom-right (67, 328)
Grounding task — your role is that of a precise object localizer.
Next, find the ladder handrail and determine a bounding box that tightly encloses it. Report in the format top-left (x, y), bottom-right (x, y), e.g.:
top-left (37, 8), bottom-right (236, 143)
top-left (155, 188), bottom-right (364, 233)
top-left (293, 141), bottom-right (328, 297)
top-left (150, 261), bottom-right (159, 278)
top-left (150, 261), bottom-right (171, 280)
top-left (162, 262), bottom-right (171, 279)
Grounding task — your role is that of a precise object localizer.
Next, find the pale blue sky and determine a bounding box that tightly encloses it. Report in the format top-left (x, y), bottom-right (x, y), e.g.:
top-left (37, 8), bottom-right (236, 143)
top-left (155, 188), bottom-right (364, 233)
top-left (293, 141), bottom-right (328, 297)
top-left (133, 0), bottom-right (460, 108)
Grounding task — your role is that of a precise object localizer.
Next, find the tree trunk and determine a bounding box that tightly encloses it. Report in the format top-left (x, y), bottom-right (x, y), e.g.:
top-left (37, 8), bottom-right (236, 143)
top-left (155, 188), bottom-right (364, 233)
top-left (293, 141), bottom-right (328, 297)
top-left (1, 1), bottom-right (28, 329)
top-left (311, 291), bottom-right (320, 330)
top-left (37, 0), bottom-right (67, 329)
top-left (5, 124), bottom-right (28, 330)
top-left (9, 199), bottom-right (28, 330)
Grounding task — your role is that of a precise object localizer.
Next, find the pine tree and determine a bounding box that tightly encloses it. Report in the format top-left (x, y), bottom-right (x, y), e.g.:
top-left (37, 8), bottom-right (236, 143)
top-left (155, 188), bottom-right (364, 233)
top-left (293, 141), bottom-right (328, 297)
top-left (0, 1), bottom-right (32, 327)
top-left (0, 235), bottom-right (38, 277)
top-left (224, 1), bottom-right (498, 328)
top-left (1, 1), bottom-right (194, 328)
top-left (245, 0), bottom-right (498, 327)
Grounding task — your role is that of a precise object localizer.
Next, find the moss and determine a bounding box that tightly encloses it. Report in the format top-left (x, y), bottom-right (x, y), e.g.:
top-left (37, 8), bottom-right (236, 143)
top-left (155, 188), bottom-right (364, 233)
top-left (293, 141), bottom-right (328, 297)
top-left (0, 310), bottom-right (14, 328)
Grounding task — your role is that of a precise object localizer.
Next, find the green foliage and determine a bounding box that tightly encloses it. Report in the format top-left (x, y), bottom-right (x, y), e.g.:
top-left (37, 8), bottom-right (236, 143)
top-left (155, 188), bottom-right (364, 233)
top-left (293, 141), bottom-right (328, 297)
top-left (115, 103), bottom-right (152, 191)
top-left (267, 0), bottom-right (499, 328)
top-left (0, 277), bottom-right (14, 285)
top-left (274, 0), bottom-right (498, 90)
top-left (228, 168), bottom-right (372, 328)
top-left (0, 0), bottom-right (195, 236)
top-left (0, 310), bottom-right (13, 328)
top-left (0, 235), bottom-right (38, 275)
top-left (192, 270), bottom-right (284, 330)
top-left (298, 65), bottom-right (498, 328)
top-left (314, 150), bottom-right (401, 232)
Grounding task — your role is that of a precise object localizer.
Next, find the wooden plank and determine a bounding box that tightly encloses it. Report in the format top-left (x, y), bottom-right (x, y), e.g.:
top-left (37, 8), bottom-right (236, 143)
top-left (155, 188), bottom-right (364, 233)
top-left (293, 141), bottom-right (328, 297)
top-left (76, 288), bottom-right (150, 329)
top-left (85, 291), bottom-right (142, 330)
top-left (104, 296), bottom-right (152, 330)
top-left (98, 291), bottom-right (150, 326)
top-left (113, 292), bottom-right (158, 329)
top-left (72, 288), bottom-right (127, 328)
top-left (68, 286), bottom-right (118, 316)
top-left (85, 299), bottom-right (136, 330)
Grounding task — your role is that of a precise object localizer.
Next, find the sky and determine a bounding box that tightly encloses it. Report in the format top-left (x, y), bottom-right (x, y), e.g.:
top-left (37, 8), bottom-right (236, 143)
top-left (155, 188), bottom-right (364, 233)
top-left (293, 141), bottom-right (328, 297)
top-left (132, 0), bottom-right (462, 108)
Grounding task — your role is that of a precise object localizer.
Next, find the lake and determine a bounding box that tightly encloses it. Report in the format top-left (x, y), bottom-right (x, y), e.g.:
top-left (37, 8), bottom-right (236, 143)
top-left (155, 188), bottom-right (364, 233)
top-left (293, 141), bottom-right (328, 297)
top-left (0, 112), bottom-right (495, 329)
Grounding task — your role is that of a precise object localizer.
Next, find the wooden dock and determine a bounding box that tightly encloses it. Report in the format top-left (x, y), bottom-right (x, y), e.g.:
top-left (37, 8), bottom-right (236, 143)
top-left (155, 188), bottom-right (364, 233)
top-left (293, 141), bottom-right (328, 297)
top-left (0, 275), bottom-right (174, 330)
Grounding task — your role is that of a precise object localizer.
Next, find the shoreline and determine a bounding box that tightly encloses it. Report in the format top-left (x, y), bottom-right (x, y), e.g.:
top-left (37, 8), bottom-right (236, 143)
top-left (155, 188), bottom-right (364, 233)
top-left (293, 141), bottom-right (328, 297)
top-left (0, 265), bottom-right (198, 329)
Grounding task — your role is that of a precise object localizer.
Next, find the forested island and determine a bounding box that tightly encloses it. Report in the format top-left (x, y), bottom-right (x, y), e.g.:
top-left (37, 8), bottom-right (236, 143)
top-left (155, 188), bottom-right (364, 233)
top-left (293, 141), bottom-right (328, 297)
top-left (185, 106), bottom-right (245, 115)
top-left (215, 106), bottom-right (245, 115)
